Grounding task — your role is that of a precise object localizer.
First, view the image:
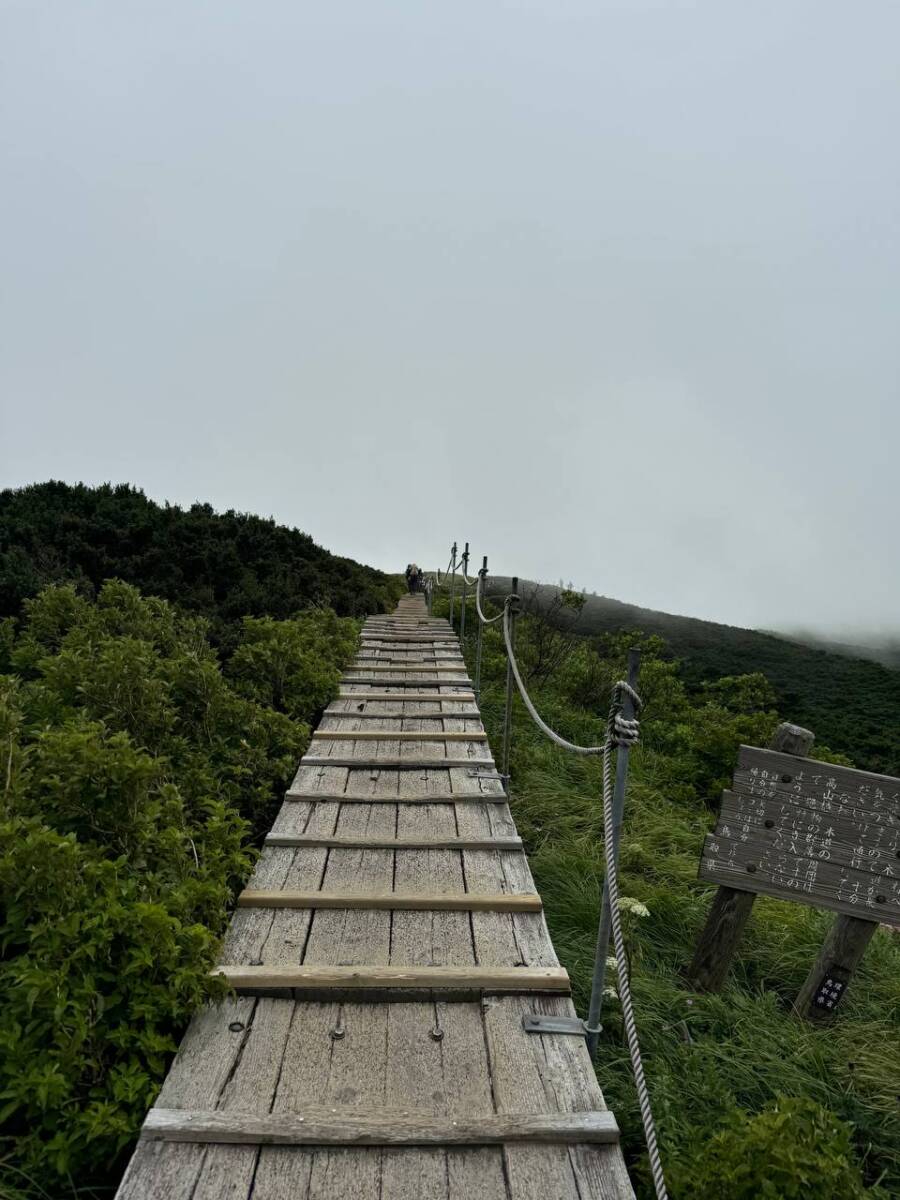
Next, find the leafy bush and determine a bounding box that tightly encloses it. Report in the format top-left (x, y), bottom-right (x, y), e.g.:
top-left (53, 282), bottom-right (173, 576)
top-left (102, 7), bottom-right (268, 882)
top-left (0, 581), bottom-right (357, 1188)
top-left (667, 1097), bottom-right (886, 1199)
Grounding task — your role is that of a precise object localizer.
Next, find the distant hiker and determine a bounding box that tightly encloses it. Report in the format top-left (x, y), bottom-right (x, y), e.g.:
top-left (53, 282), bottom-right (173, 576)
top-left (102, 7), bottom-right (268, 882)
top-left (405, 563), bottom-right (422, 593)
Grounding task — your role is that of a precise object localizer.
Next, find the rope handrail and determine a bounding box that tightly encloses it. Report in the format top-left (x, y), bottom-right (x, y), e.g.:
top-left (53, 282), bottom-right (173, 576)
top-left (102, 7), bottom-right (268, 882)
top-left (475, 571), bottom-right (504, 625)
top-left (501, 598), bottom-right (607, 754)
top-left (600, 683), bottom-right (666, 1200)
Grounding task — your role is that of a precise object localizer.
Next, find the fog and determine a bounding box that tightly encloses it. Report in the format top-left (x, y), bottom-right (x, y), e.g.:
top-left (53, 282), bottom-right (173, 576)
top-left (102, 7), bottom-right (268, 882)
top-left (2, 2), bottom-right (898, 635)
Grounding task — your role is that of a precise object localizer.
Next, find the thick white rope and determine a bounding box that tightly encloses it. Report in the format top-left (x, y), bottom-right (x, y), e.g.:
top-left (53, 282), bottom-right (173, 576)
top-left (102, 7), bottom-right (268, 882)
top-left (501, 598), bottom-right (604, 754)
top-left (602, 683), bottom-right (667, 1200)
top-left (474, 571), bottom-right (504, 625)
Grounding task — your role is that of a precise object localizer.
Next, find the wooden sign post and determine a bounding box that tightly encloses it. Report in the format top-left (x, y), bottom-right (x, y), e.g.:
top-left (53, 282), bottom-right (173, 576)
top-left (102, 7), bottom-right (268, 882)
top-left (688, 722), bottom-right (899, 1020)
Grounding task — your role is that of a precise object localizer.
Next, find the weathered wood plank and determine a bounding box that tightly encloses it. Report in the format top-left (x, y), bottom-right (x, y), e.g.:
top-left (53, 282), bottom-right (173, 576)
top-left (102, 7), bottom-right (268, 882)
top-left (340, 677), bottom-right (474, 686)
top-left (323, 710), bottom-right (481, 721)
top-left (338, 692), bottom-right (476, 700)
top-left (264, 835), bottom-right (522, 850)
top-left (216, 965), bottom-right (571, 991)
top-left (143, 1107), bottom-right (619, 1146)
top-left (312, 730), bottom-right (488, 741)
top-left (300, 757), bottom-right (493, 769)
top-left (237, 891), bottom-right (542, 912)
top-left (285, 791), bottom-right (508, 804)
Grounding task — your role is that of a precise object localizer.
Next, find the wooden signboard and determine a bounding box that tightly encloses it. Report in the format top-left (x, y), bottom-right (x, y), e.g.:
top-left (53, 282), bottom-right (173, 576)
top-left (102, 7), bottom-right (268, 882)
top-left (698, 746), bottom-right (900, 927)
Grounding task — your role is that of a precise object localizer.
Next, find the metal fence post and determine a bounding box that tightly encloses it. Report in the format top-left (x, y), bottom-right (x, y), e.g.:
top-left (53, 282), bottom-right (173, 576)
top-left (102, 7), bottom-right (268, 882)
top-left (500, 576), bottom-right (519, 783)
top-left (459, 542), bottom-right (470, 640)
top-left (448, 542), bottom-right (458, 629)
top-left (585, 647), bottom-right (641, 1059)
top-left (474, 556), bottom-right (487, 700)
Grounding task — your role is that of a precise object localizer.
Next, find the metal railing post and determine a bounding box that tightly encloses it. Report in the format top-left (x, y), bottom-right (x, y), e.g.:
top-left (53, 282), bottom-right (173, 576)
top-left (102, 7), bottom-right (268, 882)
top-left (500, 576), bottom-right (519, 783)
top-left (459, 542), bottom-right (470, 640)
top-left (585, 647), bottom-right (641, 1058)
top-left (448, 542), bottom-right (458, 629)
top-left (474, 556), bottom-right (487, 700)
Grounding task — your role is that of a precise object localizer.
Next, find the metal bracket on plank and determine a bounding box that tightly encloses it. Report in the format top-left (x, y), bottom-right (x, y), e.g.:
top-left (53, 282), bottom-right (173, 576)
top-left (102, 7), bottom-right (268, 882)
top-left (467, 770), bottom-right (509, 782)
top-left (522, 1013), bottom-right (589, 1037)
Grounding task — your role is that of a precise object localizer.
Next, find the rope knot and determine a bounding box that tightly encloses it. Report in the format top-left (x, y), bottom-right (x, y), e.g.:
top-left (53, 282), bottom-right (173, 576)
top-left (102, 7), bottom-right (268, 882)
top-left (609, 680), bottom-right (642, 748)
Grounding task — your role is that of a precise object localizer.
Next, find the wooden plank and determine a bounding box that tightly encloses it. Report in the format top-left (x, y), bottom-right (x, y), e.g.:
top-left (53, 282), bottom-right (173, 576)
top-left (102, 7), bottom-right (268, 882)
top-left (215, 965), bottom-right (571, 991)
top-left (348, 667), bottom-right (465, 676)
top-left (264, 835), bottom-right (523, 850)
top-left (313, 730), bottom-right (488, 741)
top-left (143, 1106), bottom-right (619, 1147)
top-left (323, 710), bottom-right (481, 720)
top-left (340, 677), bottom-right (474, 686)
top-left (237, 891), bottom-right (543, 912)
top-left (301, 757), bottom-right (494, 769)
top-left (285, 791), bottom-right (508, 803)
top-left (338, 691), bottom-right (476, 700)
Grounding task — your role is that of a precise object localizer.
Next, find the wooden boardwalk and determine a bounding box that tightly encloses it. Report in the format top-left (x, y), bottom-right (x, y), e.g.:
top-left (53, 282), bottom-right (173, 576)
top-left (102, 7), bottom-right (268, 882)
top-left (117, 594), bottom-right (634, 1199)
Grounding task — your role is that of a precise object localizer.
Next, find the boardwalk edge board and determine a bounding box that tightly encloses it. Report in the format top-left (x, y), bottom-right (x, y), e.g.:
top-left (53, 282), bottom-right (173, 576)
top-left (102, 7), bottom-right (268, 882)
top-left (215, 964), bottom-right (571, 991)
top-left (142, 1106), bottom-right (620, 1146)
top-left (236, 890), bottom-right (543, 912)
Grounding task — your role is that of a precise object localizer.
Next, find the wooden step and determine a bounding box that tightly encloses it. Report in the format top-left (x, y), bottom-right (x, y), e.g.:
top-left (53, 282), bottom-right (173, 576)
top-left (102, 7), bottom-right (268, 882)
top-left (300, 756), bottom-right (494, 769)
top-left (215, 964), bottom-right (571, 992)
top-left (312, 730), bottom-right (488, 741)
top-left (237, 890), bottom-right (541, 912)
top-left (142, 1106), bottom-right (618, 1147)
top-left (285, 791), bottom-right (507, 803)
top-left (263, 834), bottom-right (522, 849)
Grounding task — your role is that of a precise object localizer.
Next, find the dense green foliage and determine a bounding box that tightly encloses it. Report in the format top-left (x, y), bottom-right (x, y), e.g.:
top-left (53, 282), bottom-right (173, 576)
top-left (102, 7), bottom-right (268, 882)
top-left (489, 578), bottom-right (900, 776)
top-left (0, 582), bottom-right (358, 1190)
top-left (0, 482), bottom-right (402, 649)
top-left (450, 590), bottom-right (899, 1199)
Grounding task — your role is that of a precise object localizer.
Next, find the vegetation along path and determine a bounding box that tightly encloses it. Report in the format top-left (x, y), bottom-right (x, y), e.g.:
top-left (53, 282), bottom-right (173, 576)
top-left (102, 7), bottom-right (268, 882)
top-left (117, 592), bottom-right (634, 1199)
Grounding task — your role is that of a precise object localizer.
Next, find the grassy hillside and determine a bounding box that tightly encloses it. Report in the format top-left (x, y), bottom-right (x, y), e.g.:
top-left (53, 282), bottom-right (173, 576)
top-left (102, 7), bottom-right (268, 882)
top-left (486, 578), bottom-right (900, 776)
top-left (448, 588), bottom-right (899, 1199)
top-left (0, 482), bottom-right (403, 648)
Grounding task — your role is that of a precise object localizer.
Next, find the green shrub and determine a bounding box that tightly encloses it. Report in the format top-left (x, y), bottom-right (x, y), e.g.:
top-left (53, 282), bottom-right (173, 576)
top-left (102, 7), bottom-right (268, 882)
top-left (0, 580), bottom-right (358, 1189)
top-left (667, 1097), bottom-right (886, 1199)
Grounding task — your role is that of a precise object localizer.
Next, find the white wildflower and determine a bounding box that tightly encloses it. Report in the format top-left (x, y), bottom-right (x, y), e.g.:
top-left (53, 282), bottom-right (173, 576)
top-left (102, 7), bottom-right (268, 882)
top-left (602, 986), bottom-right (619, 1001)
top-left (619, 897), bottom-right (650, 918)
top-left (605, 956), bottom-right (618, 973)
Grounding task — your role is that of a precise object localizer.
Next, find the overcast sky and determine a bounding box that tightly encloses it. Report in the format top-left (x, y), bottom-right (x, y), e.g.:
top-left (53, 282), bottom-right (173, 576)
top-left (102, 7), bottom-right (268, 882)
top-left (2, 2), bottom-right (898, 634)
